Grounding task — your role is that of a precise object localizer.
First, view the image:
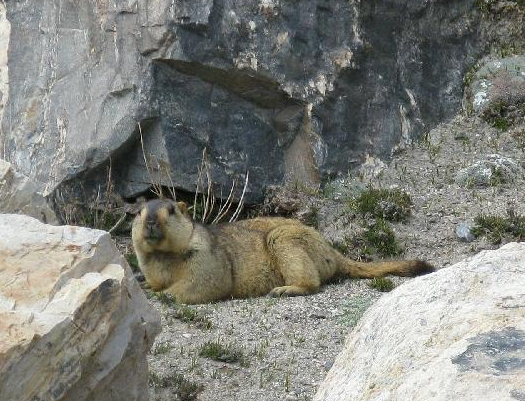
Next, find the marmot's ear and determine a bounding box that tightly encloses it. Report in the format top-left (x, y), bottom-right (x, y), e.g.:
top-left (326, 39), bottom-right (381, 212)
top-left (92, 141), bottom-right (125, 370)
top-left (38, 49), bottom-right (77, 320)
top-left (176, 201), bottom-right (188, 215)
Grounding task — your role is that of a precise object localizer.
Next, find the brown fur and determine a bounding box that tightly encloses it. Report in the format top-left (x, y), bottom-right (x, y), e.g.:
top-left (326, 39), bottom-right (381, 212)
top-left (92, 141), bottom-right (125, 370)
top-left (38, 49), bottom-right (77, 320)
top-left (132, 199), bottom-right (434, 304)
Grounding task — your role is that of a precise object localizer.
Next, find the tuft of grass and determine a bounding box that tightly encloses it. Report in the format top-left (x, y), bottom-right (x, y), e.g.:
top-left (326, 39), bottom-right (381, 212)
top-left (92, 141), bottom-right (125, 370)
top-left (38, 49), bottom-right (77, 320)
top-left (482, 101), bottom-right (515, 132)
top-left (171, 306), bottom-right (214, 330)
top-left (148, 292), bottom-right (213, 329)
top-left (125, 252), bottom-right (140, 273)
top-left (471, 211), bottom-right (525, 244)
top-left (152, 342), bottom-right (173, 355)
top-left (351, 188), bottom-right (412, 222)
top-left (332, 235), bottom-right (373, 262)
top-left (199, 339), bottom-right (247, 365)
top-left (303, 206), bottom-right (319, 229)
top-left (363, 219), bottom-right (403, 257)
top-left (492, 117), bottom-right (510, 131)
top-left (149, 291), bottom-right (177, 305)
top-left (368, 277), bottom-right (395, 292)
top-left (149, 371), bottom-right (203, 401)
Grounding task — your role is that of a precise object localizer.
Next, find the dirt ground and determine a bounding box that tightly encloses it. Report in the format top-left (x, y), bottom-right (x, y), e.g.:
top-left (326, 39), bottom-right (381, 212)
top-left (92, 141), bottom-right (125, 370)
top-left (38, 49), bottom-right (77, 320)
top-left (118, 112), bottom-right (525, 401)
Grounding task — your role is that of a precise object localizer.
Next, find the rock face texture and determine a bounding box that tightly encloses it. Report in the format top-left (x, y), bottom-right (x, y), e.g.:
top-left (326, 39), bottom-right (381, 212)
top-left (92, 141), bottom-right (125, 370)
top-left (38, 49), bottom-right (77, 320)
top-left (0, 214), bottom-right (161, 401)
top-left (0, 0), bottom-right (487, 201)
top-left (0, 159), bottom-right (58, 224)
top-left (314, 242), bottom-right (525, 401)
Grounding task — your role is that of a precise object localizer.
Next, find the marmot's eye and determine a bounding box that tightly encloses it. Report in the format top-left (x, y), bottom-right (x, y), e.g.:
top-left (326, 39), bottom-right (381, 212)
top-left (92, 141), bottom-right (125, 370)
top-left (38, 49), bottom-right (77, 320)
top-left (167, 204), bottom-right (175, 215)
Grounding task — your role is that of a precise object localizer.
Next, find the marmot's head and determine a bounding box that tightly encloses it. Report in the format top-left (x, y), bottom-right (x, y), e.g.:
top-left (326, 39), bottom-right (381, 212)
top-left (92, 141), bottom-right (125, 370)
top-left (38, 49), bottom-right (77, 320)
top-left (132, 199), bottom-right (193, 253)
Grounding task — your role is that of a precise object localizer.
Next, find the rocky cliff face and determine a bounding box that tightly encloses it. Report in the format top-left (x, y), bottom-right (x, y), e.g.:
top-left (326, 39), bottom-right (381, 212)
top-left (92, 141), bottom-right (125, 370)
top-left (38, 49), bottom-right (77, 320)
top-left (0, 0), bottom-right (512, 202)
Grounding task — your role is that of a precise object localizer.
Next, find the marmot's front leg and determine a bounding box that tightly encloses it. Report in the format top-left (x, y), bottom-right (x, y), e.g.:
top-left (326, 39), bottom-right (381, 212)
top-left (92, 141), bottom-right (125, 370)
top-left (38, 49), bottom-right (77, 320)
top-left (142, 273), bottom-right (169, 292)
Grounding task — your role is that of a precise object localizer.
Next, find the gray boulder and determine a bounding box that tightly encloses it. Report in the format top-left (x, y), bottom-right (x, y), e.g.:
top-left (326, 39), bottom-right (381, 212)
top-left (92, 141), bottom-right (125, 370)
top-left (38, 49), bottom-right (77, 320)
top-left (455, 154), bottom-right (522, 187)
top-left (0, 0), bottom-right (484, 202)
top-left (0, 214), bottom-right (161, 401)
top-left (314, 242), bottom-right (525, 401)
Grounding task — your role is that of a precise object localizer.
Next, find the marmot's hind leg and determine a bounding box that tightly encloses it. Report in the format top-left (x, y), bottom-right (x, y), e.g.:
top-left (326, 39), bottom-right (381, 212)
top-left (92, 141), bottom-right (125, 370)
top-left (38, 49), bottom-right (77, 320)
top-left (266, 225), bottom-right (321, 297)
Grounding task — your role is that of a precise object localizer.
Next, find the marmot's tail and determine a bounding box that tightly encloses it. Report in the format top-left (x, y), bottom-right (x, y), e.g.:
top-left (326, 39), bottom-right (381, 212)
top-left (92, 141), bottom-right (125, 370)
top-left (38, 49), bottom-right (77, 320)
top-left (341, 259), bottom-right (434, 278)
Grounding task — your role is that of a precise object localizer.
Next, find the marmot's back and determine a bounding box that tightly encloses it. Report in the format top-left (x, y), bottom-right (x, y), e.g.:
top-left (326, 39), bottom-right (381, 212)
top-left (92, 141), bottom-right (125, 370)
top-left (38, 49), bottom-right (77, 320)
top-left (227, 216), bottom-right (304, 233)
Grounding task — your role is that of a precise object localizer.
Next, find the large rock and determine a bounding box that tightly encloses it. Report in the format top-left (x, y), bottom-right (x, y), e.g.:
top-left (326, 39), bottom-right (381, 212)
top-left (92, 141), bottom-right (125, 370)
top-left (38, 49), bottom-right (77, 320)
top-left (0, 214), bottom-right (161, 401)
top-left (315, 242), bottom-right (525, 401)
top-left (0, 0), bottom-right (485, 202)
top-left (454, 153), bottom-right (522, 187)
top-left (468, 55), bottom-right (525, 116)
top-left (0, 159), bottom-right (58, 224)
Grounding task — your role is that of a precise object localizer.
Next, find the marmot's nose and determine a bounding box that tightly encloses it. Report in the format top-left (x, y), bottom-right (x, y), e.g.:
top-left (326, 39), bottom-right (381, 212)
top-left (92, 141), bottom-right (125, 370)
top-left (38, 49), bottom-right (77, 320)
top-left (144, 220), bottom-right (162, 240)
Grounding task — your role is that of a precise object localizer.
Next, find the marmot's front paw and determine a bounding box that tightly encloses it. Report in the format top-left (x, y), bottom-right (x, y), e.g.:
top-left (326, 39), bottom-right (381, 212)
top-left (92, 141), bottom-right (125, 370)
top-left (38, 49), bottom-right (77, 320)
top-left (269, 286), bottom-right (304, 297)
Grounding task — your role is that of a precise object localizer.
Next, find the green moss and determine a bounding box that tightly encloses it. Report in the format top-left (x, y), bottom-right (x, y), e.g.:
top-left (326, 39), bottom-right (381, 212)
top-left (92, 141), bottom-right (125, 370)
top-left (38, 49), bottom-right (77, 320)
top-left (368, 277), bottom-right (395, 292)
top-left (363, 219), bottom-right (403, 257)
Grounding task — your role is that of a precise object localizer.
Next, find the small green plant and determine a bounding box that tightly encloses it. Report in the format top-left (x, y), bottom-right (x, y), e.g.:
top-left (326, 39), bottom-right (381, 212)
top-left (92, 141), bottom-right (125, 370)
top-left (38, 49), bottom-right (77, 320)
top-left (363, 219), bottom-right (403, 257)
top-left (483, 101), bottom-right (513, 131)
top-left (304, 206), bottom-right (319, 228)
top-left (149, 371), bottom-right (203, 401)
top-left (368, 277), bottom-right (395, 292)
top-left (148, 292), bottom-right (213, 329)
top-left (332, 235), bottom-right (373, 262)
top-left (352, 188), bottom-right (412, 222)
top-left (199, 339), bottom-right (247, 365)
top-left (172, 306), bottom-right (213, 330)
top-left (152, 342), bottom-right (173, 355)
top-left (492, 116), bottom-right (510, 131)
top-left (125, 253), bottom-right (140, 273)
top-left (489, 167), bottom-right (505, 186)
top-left (471, 211), bottom-right (525, 244)
top-left (149, 291), bottom-right (177, 305)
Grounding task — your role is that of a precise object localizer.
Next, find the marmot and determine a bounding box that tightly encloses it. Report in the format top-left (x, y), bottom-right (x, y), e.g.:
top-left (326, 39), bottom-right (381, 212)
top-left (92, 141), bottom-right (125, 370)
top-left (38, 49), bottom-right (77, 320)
top-left (132, 199), bottom-right (434, 304)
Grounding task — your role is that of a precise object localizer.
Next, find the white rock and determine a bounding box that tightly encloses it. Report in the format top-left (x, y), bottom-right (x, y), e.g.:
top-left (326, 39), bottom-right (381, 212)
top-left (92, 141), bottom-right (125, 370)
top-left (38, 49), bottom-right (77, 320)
top-left (315, 242), bottom-right (525, 401)
top-left (0, 159), bottom-right (58, 224)
top-left (0, 214), bottom-right (161, 401)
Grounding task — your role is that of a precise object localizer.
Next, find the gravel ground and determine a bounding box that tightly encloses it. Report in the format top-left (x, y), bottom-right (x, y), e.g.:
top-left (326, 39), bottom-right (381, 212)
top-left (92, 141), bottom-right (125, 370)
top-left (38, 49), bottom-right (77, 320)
top-left (117, 113), bottom-right (525, 401)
